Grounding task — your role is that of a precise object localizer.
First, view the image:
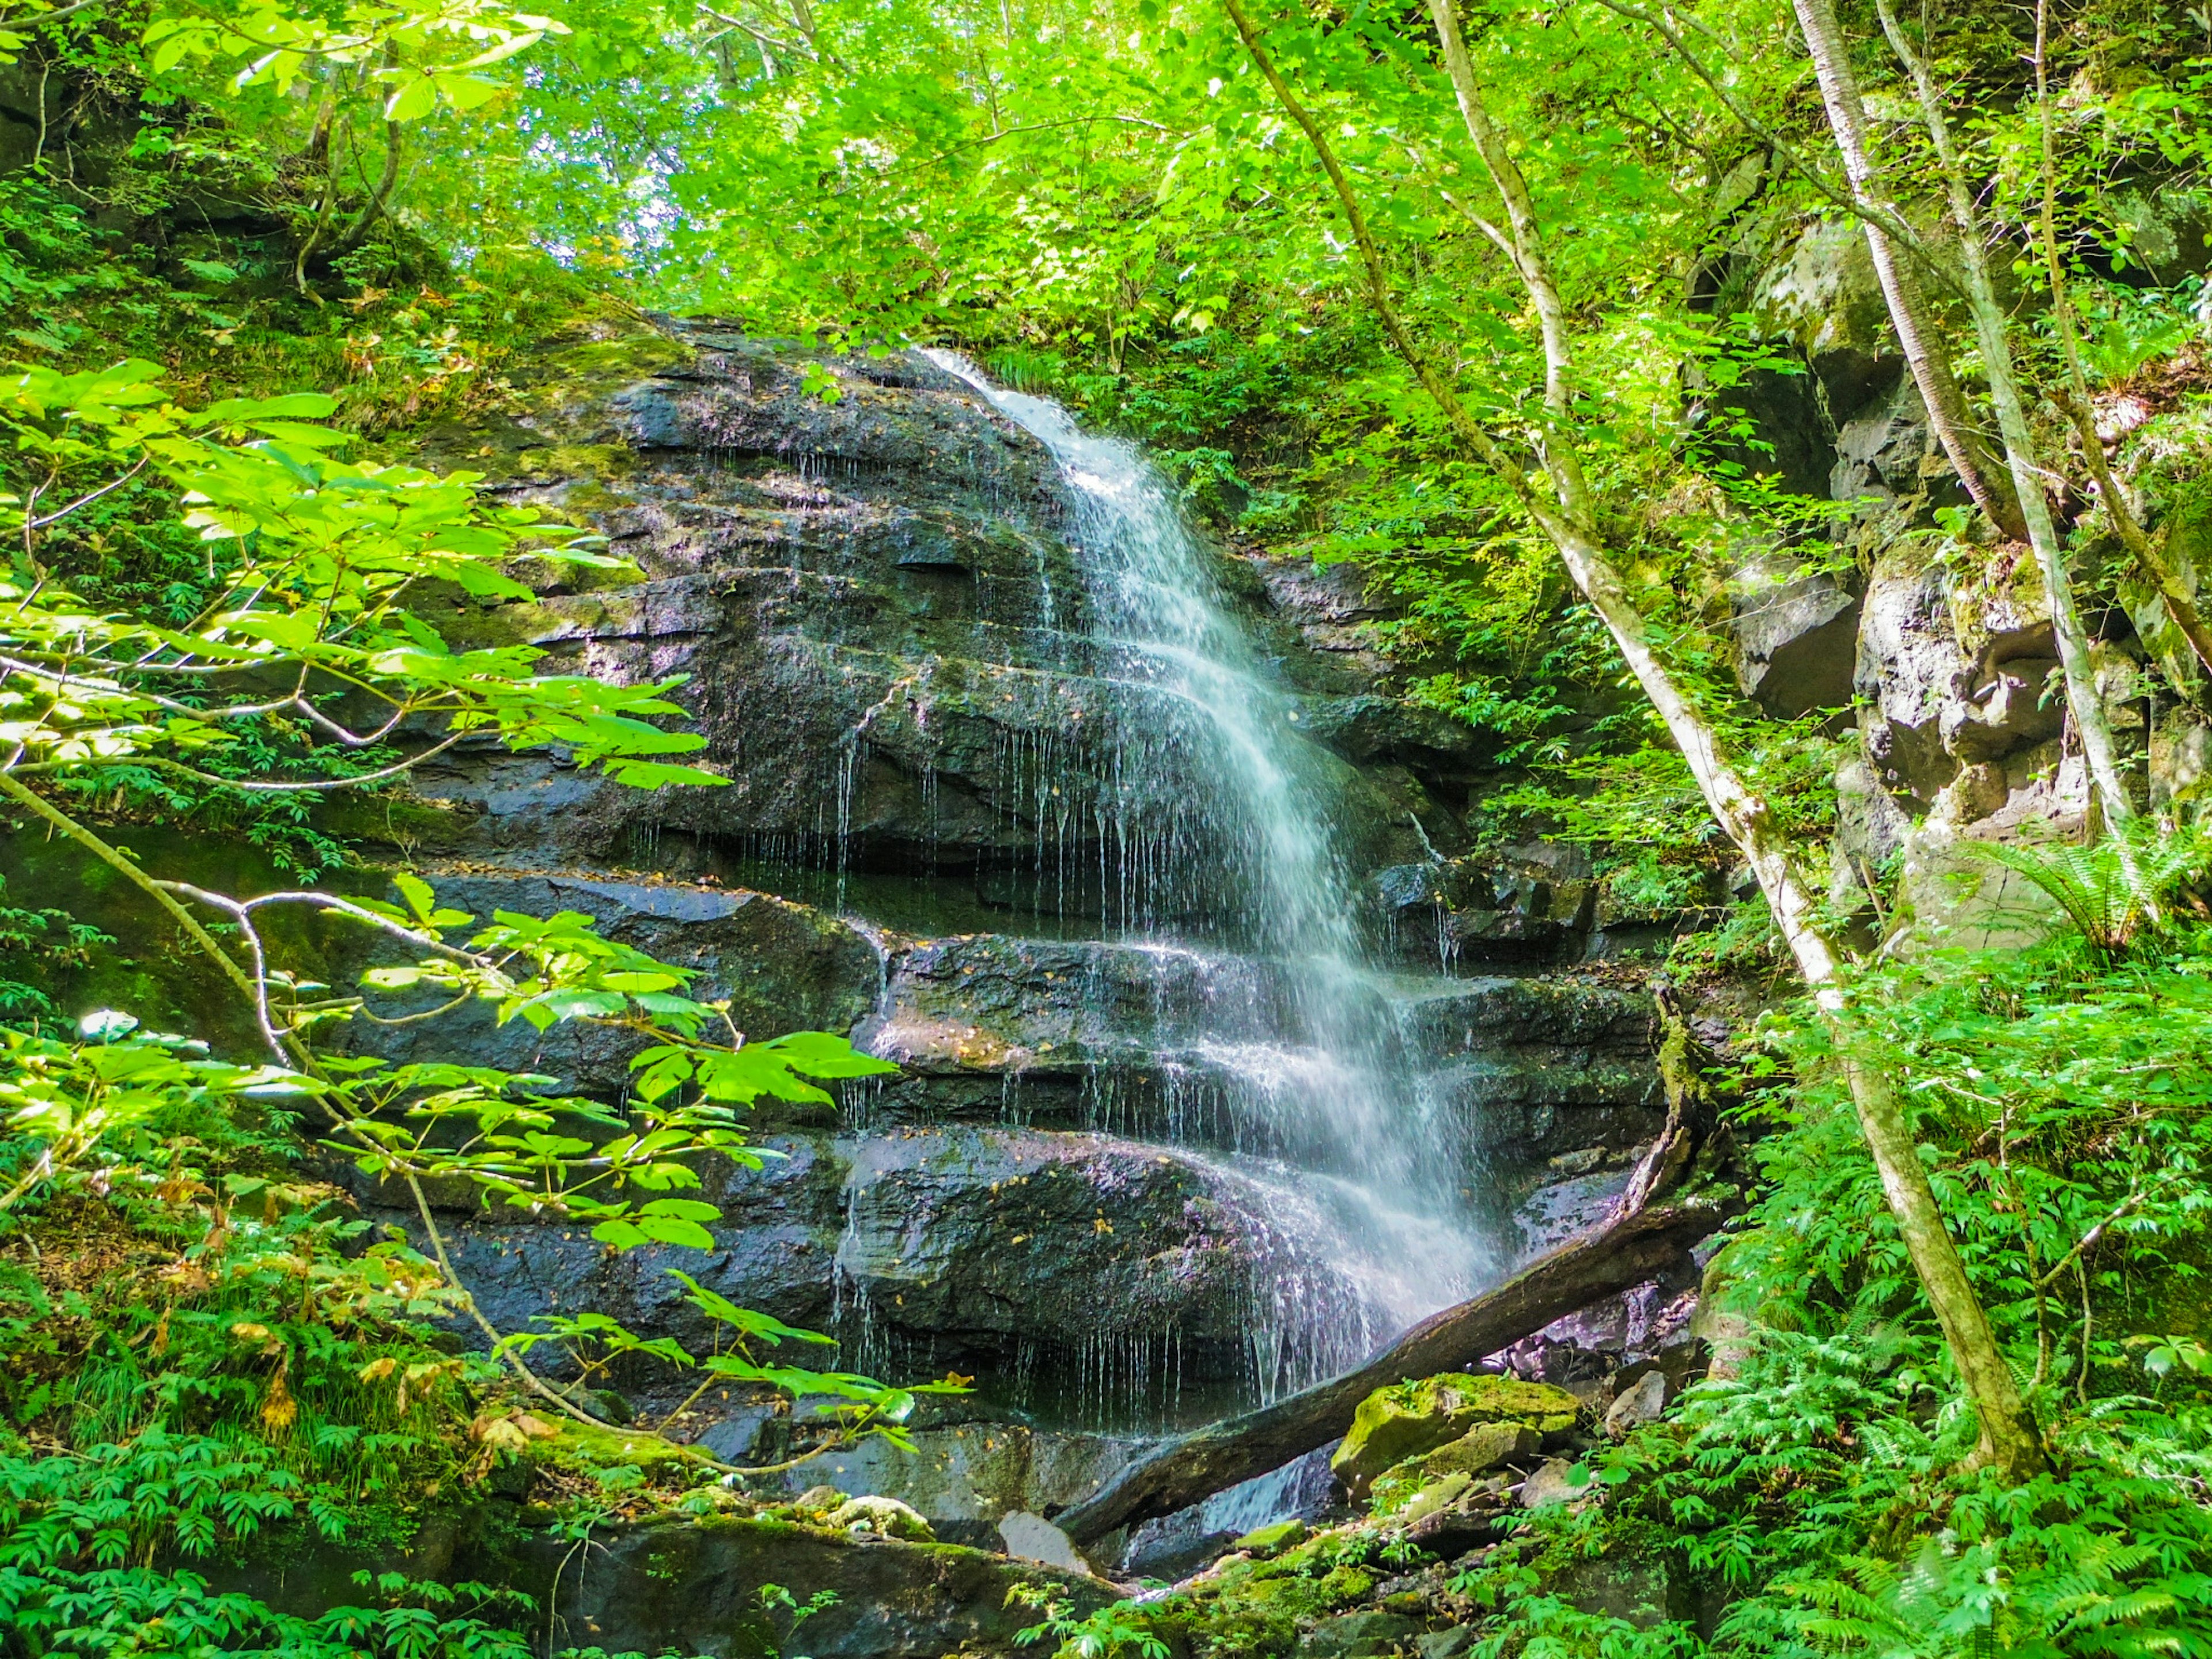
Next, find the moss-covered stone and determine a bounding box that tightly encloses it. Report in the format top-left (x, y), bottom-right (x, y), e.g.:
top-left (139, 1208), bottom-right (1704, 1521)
top-left (1234, 1517), bottom-right (1310, 1557)
top-left (1331, 1373), bottom-right (1580, 1495)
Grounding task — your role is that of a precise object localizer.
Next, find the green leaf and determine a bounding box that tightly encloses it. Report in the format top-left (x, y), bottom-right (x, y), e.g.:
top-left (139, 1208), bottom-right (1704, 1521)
top-left (638, 1198), bottom-right (722, 1223)
top-left (384, 74), bottom-right (440, 123)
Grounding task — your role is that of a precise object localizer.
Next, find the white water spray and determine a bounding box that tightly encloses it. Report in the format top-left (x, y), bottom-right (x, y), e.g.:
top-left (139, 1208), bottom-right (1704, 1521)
top-left (923, 352), bottom-right (1494, 1393)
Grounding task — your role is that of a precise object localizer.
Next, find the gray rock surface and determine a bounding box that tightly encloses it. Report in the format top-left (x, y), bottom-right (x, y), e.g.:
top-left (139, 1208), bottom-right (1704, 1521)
top-left (1732, 554), bottom-right (1861, 719)
top-left (1519, 1458), bottom-right (1582, 1510)
top-left (1602, 1369), bottom-right (1668, 1437)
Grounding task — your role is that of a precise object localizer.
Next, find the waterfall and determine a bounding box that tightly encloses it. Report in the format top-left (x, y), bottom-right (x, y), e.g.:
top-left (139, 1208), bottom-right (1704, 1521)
top-left (922, 353), bottom-right (1495, 1394)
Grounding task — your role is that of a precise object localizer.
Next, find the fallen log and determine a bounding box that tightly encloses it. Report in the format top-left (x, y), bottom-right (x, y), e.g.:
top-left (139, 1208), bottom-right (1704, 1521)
top-left (1052, 1192), bottom-right (1728, 1543)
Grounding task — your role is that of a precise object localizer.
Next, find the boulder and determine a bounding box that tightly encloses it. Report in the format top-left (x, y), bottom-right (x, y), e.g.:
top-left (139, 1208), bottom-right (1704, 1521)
top-left (1234, 1518), bottom-right (1310, 1557)
top-left (1898, 818), bottom-right (2068, 952)
top-left (1330, 1374), bottom-right (1579, 1495)
top-left (1731, 554), bottom-right (1861, 719)
top-left (1602, 1370), bottom-right (1668, 1437)
top-left (997, 1512), bottom-right (1091, 1572)
top-left (211, 1509), bottom-right (1108, 1659)
top-left (1418, 1420), bottom-right (1541, 1478)
top-left (758, 1419), bottom-right (1137, 1544)
top-left (829, 1494), bottom-right (935, 1541)
top-left (1855, 546), bottom-right (1968, 806)
top-left (508, 1514), bottom-right (1104, 1658)
top-left (1518, 1457), bottom-right (1582, 1510)
top-left (1829, 366), bottom-right (1928, 505)
top-left (2103, 181), bottom-right (2212, 286)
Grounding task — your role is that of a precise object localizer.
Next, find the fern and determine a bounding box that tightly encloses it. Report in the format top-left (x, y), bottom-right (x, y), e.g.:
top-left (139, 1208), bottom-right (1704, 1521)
top-left (1965, 822), bottom-right (2212, 959)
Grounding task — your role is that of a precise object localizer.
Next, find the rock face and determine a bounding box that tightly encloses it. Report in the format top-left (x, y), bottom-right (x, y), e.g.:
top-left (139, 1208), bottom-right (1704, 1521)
top-left (414, 325), bottom-right (1456, 898)
top-left (484, 1514), bottom-right (1105, 1659)
top-left (1691, 202), bottom-right (2190, 943)
top-left (282, 320), bottom-right (1668, 1552)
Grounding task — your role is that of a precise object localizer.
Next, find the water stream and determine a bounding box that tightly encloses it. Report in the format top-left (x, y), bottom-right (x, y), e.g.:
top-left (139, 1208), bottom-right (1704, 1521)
top-left (922, 353), bottom-right (1495, 1394)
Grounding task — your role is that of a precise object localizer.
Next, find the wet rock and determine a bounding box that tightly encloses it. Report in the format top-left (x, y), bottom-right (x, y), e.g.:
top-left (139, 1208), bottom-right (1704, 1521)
top-left (860, 935), bottom-right (1662, 1172)
top-left (412, 321), bottom-right (1487, 899)
top-left (1418, 1628), bottom-right (1479, 1659)
top-left (344, 870), bottom-right (880, 1090)
top-left (1331, 1374), bottom-right (1579, 1497)
top-left (836, 1125), bottom-right (1266, 1359)
top-left (1107, 1445), bottom-right (1341, 1582)
top-left (383, 1120), bottom-right (1307, 1384)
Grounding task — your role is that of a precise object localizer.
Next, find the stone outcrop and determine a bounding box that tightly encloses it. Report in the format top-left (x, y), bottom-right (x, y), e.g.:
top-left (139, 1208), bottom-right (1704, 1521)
top-left (1328, 1373), bottom-right (1579, 1496)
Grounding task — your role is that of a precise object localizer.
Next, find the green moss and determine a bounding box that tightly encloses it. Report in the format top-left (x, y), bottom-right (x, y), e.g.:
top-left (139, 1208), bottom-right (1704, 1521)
top-left (1234, 1518), bottom-right (1310, 1557)
top-left (538, 1418), bottom-right (717, 1476)
top-left (1331, 1374), bottom-right (1580, 1493)
top-left (514, 442), bottom-right (639, 482)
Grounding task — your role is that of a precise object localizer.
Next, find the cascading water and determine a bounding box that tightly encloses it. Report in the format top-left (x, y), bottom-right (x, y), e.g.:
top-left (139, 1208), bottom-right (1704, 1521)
top-left (922, 352), bottom-right (1495, 1396)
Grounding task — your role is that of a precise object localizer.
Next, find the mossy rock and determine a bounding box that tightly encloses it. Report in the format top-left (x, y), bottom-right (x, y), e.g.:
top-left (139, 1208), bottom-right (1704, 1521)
top-left (1234, 1518), bottom-right (1309, 1557)
top-left (539, 1416), bottom-right (717, 1476)
top-left (1331, 1373), bottom-right (1579, 1495)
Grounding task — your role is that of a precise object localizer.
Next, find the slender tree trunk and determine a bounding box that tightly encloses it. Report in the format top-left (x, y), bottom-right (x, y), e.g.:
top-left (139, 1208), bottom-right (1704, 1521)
top-left (1219, 0), bottom-right (2047, 1482)
top-left (1870, 0), bottom-right (2135, 832)
top-left (1789, 0), bottom-right (2025, 543)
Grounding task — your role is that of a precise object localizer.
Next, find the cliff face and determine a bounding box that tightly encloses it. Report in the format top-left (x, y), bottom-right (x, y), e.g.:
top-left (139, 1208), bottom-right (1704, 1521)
top-left (256, 315), bottom-right (1667, 1557)
top-left (1699, 189), bottom-right (2212, 948)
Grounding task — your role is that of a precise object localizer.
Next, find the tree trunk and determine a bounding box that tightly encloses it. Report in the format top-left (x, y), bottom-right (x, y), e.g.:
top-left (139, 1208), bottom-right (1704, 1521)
top-left (1056, 1197), bottom-right (1724, 1543)
top-left (1222, 0), bottom-right (2047, 1483)
top-left (1789, 0), bottom-right (2026, 543)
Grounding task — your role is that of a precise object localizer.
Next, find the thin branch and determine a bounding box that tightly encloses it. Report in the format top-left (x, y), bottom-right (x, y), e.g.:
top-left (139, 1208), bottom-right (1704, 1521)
top-left (26, 459), bottom-right (147, 531)
top-left (328, 121), bottom-right (403, 260)
top-left (20, 733), bottom-right (472, 793)
top-left (2, 0), bottom-right (107, 28)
